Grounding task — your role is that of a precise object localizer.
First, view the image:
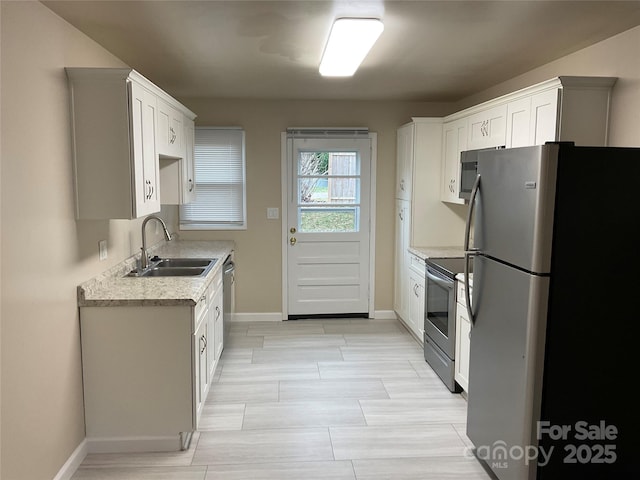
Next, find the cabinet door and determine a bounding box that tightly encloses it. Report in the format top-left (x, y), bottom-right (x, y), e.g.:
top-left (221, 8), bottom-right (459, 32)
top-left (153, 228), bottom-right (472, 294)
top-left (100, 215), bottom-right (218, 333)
top-left (505, 97), bottom-right (532, 148)
top-left (194, 318), bottom-right (208, 424)
top-left (441, 118), bottom-right (467, 204)
top-left (129, 81), bottom-right (161, 217)
top-left (205, 284), bottom-right (217, 381)
top-left (408, 269), bottom-right (425, 340)
top-left (182, 116), bottom-right (196, 204)
top-left (213, 288), bottom-right (224, 362)
top-left (454, 305), bottom-right (471, 391)
top-left (157, 99), bottom-right (184, 158)
top-left (530, 89), bottom-right (559, 145)
top-left (396, 123), bottom-right (414, 200)
top-left (393, 199), bottom-right (410, 321)
top-left (467, 105), bottom-right (507, 150)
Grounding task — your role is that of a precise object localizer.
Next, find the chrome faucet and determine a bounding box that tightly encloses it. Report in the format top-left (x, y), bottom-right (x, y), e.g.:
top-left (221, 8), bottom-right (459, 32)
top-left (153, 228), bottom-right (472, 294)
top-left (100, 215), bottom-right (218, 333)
top-left (139, 214), bottom-right (172, 270)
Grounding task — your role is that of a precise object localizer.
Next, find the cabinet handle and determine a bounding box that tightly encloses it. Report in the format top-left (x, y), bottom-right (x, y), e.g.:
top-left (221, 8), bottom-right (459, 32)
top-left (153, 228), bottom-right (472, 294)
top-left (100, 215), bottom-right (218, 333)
top-left (200, 335), bottom-right (207, 354)
top-left (216, 306), bottom-right (221, 320)
top-left (188, 179), bottom-right (194, 192)
top-left (398, 211), bottom-right (404, 221)
top-left (413, 284), bottom-right (419, 296)
top-left (400, 179), bottom-right (405, 191)
top-left (481, 120), bottom-right (489, 137)
top-left (169, 127), bottom-right (176, 144)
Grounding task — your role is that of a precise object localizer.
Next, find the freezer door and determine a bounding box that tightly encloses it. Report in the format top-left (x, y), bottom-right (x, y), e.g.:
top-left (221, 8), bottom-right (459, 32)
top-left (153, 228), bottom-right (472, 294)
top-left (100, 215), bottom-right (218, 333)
top-left (474, 145), bottom-right (558, 274)
top-left (466, 255), bottom-right (549, 480)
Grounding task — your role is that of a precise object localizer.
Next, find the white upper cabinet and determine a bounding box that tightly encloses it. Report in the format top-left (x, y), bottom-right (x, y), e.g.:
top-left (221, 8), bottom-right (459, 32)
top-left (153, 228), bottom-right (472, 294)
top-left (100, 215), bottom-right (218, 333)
top-left (466, 104), bottom-right (507, 150)
top-left (395, 123), bottom-right (414, 200)
top-left (66, 68), bottom-right (197, 219)
top-left (159, 114), bottom-right (196, 205)
top-left (157, 98), bottom-right (184, 158)
top-left (529, 88), bottom-right (559, 145)
top-left (440, 76), bottom-right (616, 204)
top-left (130, 81), bottom-right (161, 218)
top-left (505, 96), bottom-right (532, 148)
top-left (182, 116), bottom-right (196, 204)
top-left (441, 118), bottom-right (467, 205)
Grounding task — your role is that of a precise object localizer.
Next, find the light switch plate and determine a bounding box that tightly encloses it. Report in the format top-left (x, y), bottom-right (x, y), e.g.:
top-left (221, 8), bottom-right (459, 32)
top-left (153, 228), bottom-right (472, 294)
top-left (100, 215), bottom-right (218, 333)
top-left (99, 240), bottom-right (108, 261)
top-left (267, 207), bottom-right (279, 219)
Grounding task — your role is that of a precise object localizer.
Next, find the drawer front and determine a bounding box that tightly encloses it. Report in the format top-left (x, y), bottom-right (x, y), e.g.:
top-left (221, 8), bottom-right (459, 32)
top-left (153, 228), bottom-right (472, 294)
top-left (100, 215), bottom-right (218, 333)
top-left (194, 295), bottom-right (207, 328)
top-left (409, 254), bottom-right (426, 276)
top-left (456, 280), bottom-right (472, 308)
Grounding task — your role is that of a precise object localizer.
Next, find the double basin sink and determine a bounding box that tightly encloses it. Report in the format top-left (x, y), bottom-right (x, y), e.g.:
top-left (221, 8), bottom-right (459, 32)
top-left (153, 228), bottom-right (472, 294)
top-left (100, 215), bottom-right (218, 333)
top-left (126, 257), bottom-right (217, 278)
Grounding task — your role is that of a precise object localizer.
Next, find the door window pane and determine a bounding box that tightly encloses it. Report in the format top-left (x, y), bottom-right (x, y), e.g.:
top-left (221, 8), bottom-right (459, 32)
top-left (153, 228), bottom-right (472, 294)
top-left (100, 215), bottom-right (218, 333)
top-left (299, 207), bottom-right (359, 232)
top-left (297, 151), bottom-right (360, 233)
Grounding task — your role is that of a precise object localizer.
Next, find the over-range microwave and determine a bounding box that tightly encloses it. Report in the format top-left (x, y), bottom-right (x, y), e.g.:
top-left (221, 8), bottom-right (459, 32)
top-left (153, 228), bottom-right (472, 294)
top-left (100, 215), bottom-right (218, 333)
top-left (459, 146), bottom-right (505, 200)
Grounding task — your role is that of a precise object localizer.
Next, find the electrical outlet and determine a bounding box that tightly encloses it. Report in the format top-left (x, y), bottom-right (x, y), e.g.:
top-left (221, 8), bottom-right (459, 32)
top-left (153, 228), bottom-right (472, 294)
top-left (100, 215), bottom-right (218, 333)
top-left (98, 240), bottom-right (108, 261)
top-left (267, 207), bottom-right (279, 219)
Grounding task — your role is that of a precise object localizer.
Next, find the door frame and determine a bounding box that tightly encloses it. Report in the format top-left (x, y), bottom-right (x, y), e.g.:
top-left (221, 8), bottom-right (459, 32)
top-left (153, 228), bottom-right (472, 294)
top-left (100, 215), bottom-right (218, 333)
top-left (280, 131), bottom-right (377, 320)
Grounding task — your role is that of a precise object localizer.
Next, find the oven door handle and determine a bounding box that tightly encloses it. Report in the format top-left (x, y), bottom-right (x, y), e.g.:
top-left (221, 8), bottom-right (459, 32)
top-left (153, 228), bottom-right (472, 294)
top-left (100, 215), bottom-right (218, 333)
top-left (425, 269), bottom-right (453, 290)
top-left (464, 173), bottom-right (481, 326)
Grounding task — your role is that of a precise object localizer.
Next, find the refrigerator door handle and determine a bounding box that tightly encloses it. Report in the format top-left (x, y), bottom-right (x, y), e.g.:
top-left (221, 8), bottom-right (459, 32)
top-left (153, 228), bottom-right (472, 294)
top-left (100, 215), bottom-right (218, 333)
top-left (464, 174), bottom-right (481, 253)
top-left (464, 252), bottom-right (475, 326)
top-left (464, 174), bottom-right (481, 326)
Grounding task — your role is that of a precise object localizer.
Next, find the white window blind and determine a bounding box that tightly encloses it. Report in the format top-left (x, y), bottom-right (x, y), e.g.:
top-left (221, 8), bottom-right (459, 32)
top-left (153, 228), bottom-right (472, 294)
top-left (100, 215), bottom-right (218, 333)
top-left (180, 127), bottom-right (246, 230)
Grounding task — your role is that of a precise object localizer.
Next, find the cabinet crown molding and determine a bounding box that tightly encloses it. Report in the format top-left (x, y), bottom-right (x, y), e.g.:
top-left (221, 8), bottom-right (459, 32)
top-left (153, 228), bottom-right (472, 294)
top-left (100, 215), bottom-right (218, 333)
top-left (445, 76), bottom-right (617, 123)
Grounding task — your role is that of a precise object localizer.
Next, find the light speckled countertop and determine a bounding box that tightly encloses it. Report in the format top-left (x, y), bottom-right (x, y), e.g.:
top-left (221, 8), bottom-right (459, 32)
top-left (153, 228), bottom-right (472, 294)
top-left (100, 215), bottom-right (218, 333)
top-left (78, 240), bottom-right (234, 307)
top-left (408, 246), bottom-right (464, 260)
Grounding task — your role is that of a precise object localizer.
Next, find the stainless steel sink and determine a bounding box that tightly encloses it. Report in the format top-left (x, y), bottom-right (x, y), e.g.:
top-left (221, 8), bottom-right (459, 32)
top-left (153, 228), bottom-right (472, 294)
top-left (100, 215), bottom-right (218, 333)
top-left (154, 258), bottom-right (213, 268)
top-left (126, 258), bottom-right (217, 277)
top-left (142, 267), bottom-right (207, 277)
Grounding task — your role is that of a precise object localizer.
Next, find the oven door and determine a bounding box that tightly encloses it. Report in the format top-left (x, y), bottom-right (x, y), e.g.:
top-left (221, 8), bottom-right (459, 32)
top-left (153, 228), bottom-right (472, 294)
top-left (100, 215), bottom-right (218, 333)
top-left (425, 265), bottom-right (456, 359)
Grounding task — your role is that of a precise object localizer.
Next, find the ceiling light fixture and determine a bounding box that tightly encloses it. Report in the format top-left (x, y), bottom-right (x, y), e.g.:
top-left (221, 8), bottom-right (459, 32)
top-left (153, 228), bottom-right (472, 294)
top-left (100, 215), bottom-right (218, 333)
top-left (319, 18), bottom-right (384, 77)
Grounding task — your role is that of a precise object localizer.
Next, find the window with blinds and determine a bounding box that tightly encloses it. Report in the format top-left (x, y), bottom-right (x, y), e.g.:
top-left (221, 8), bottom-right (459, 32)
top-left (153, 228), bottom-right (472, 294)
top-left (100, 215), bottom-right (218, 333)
top-left (179, 127), bottom-right (246, 230)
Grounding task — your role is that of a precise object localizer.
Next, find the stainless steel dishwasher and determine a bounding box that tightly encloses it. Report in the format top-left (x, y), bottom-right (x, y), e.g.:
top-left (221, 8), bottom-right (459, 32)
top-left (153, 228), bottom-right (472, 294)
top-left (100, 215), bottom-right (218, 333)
top-left (223, 254), bottom-right (235, 347)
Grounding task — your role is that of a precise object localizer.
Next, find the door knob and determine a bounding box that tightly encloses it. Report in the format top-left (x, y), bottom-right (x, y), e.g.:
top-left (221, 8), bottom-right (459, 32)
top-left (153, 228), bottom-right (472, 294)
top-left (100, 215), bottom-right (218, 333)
top-left (290, 237), bottom-right (297, 246)
top-left (290, 227), bottom-right (297, 234)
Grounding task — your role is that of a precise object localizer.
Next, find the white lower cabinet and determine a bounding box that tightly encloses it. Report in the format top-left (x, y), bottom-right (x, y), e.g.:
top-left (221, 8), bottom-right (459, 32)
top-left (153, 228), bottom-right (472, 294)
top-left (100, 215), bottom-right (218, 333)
top-left (406, 254), bottom-right (425, 340)
top-left (79, 271), bottom-right (224, 452)
top-left (455, 276), bottom-right (472, 392)
top-left (207, 269), bottom-right (224, 381)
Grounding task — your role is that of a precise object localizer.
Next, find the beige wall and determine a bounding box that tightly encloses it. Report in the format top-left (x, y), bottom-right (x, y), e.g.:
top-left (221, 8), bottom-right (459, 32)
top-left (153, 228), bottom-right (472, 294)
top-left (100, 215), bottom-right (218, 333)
top-left (454, 25), bottom-right (640, 147)
top-left (0, 2), bottom-right (169, 478)
top-left (172, 100), bottom-right (453, 315)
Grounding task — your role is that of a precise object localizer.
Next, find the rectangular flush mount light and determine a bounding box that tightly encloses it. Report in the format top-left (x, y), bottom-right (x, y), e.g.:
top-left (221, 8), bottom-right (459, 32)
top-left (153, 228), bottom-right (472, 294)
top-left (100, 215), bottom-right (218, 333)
top-left (319, 18), bottom-right (384, 77)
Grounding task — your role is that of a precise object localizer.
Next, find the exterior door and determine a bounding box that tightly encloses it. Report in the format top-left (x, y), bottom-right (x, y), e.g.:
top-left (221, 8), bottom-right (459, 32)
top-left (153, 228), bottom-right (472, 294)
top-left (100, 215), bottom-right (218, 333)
top-left (285, 135), bottom-right (372, 317)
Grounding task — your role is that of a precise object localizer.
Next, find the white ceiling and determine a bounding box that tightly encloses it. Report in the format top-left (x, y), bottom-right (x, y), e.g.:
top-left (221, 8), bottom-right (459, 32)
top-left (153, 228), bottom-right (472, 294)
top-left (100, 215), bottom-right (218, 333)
top-left (43, 0), bottom-right (640, 102)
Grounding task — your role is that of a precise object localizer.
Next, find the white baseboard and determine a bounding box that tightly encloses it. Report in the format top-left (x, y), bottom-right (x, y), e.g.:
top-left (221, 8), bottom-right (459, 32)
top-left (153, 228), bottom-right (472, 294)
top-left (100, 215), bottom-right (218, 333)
top-left (232, 312), bottom-right (283, 322)
top-left (374, 310), bottom-right (397, 320)
top-left (85, 435), bottom-right (182, 453)
top-left (53, 439), bottom-right (87, 480)
top-left (232, 311), bottom-right (397, 322)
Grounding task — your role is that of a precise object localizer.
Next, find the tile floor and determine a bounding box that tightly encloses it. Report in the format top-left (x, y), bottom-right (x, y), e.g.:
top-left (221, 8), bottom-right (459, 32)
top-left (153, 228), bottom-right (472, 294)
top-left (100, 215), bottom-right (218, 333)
top-left (72, 318), bottom-right (494, 480)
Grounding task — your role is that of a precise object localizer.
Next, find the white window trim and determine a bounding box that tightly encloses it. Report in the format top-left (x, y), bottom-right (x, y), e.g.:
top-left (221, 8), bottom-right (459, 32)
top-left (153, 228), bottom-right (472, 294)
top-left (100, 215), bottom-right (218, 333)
top-left (179, 127), bottom-right (247, 231)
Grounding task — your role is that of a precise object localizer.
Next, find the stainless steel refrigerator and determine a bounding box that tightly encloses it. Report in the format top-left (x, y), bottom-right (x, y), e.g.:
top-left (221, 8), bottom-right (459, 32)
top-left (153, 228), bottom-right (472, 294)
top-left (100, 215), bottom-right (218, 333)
top-left (463, 143), bottom-right (639, 480)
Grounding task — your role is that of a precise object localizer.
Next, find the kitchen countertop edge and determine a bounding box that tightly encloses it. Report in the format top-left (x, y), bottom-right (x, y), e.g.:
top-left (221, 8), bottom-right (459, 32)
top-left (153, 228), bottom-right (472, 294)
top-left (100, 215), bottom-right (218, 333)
top-left (408, 245), bottom-right (465, 260)
top-left (78, 240), bottom-right (235, 307)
